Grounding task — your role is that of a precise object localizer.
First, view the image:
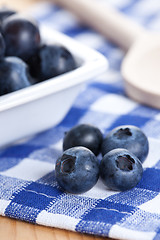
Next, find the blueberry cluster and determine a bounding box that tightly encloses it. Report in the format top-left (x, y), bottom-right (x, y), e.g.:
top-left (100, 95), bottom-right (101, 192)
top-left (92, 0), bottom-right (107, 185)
top-left (0, 8), bottom-right (76, 96)
top-left (55, 124), bottom-right (149, 194)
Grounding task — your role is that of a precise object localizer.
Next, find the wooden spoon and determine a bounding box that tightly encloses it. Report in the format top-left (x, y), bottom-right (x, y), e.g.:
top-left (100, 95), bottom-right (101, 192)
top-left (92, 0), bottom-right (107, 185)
top-left (53, 0), bottom-right (160, 109)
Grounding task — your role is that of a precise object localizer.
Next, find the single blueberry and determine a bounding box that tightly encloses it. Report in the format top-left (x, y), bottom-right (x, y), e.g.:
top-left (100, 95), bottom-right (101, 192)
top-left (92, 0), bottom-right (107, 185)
top-left (2, 15), bottom-right (41, 61)
top-left (28, 44), bottom-right (77, 81)
top-left (63, 124), bottom-right (103, 156)
top-left (101, 125), bottom-right (149, 163)
top-left (55, 146), bottom-right (99, 194)
top-left (100, 148), bottom-right (143, 191)
top-left (0, 56), bottom-right (33, 96)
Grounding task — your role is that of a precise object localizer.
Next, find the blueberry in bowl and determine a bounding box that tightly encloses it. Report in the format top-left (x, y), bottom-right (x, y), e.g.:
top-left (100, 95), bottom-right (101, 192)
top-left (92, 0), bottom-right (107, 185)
top-left (27, 44), bottom-right (77, 82)
top-left (1, 14), bottom-right (41, 61)
top-left (100, 148), bottom-right (143, 191)
top-left (63, 124), bottom-right (103, 156)
top-left (101, 125), bottom-right (149, 163)
top-left (0, 13), bottom-right (77, 92)
top-left (55, 146), bottom-right (99, 194)
top-left (0, 56), bottom-right (33, 96)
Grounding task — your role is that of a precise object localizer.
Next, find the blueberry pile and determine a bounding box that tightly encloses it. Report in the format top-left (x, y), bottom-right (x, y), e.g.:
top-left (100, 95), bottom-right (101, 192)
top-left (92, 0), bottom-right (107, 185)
top-left (0, 8), bottom-right (77, 96)
top-left (55, 124), bottom-right (149, 194)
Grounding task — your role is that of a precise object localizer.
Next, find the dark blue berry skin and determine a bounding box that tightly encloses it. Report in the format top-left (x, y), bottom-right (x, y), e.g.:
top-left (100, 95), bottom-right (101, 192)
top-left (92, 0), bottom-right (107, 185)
top-left (28, 44), bottom-right (76, 81)
top-left (55, 146), bottom-right (99, 194)
top-left (40, 44), bottom-right (76, 80)
top-left (0, 56), bottom-right (32, 96)
top-left (0, 33), bottom-right (5, 59)
top-left (63, 124), bottom-right (103, 156)
top-left (101, 125), bottom-right (149, 163)
top-left (2, 15), bottom-right (40, 61)
top-left (100, 148), bottom-right (143, 191)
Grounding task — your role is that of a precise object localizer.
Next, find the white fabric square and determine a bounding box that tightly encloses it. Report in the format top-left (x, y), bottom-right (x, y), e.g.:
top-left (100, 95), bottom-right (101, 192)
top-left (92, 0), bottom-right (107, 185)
top-left (79, 110), bottom-right (117, 131)
top-left (1, 158), bottom-right (54, 181)
top-left (106, 0), bottom-right (132, 8)
top-left (91, 94), bottom-right (137, 114)
top-left (109, 225), bottom-right (156, 240)
top-left (0, 199), bottom-right (11, 215)
top-left (29, 147), bottom-right (59, 164)
top-left (143, 137), bottom-right (160, 168)
top-left (80, 179), bottom-right (117, 199)
top-left (154, 112), bottom-right (160, 121)
top-left (50, 139), bottom-right (62, 151)
top-left (104, 70), bottom-right (121, 83)
top-left (139, 193), bottom-right (160, 214)
top-left (75, 32), bottom-right (106, 49)
top-left (37, 211), bottom-right (79, 231)
top-left (47, 10), bottom-right (79, 32)
top-left (96, 70), bottom-right (121, 84)
top-left (142, 120), bottom-right (160, 138)
top-left (132, 0), bottom-right (160, 16)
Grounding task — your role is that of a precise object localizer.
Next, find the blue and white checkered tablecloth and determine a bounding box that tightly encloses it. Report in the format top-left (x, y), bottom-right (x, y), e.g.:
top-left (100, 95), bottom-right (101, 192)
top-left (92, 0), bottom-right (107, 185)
top-left (1, 1), bottom-right (160, 239)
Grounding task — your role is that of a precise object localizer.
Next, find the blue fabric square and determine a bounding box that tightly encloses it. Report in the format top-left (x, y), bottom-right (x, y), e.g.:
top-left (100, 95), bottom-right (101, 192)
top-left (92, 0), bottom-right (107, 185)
top-left (108, 114), bottom-right (151, 130)
top-left (130, 105), bottom-right (159, 119)
top-left (91, 82), bottom-right (124, 95)
top-left (137, 168), bottom-right (160, 192)
top-left (27, 126), bottom-right (64, 147)
top-left (106, 188), bottom-right (158, 207)
top-left (0, 144), bottom-right (45, 171)
top-left (154, 231), bottom-right (160, 240)
top-left (5, 202), bottom-right (40, 223)
top-left (0, 157), bottom-right (22, 172)
top-left (76, 199), bottom-right (135, 236)
top-left (59, 107), bottom-right (87, 127)
top-left (82, 200), bottom-right (135, 222)
top-left (0, 175), bottom-right (30, 200)
top-left (63, 26), bottom-right (91, 38)
top-left (11, 181), bottom-right (63, 210)
top-left (0, 144), bottom-right (43, 159)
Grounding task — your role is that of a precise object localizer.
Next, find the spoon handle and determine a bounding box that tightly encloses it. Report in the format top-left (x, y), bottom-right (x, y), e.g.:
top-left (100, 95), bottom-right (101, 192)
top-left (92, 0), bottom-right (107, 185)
top-left (53, 0), bottom-right (145, 51)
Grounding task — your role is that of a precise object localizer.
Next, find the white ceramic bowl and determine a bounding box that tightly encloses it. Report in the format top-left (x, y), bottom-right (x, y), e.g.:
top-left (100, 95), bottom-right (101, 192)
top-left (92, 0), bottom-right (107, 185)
top-left (0, 26), bottom-right (108, 147)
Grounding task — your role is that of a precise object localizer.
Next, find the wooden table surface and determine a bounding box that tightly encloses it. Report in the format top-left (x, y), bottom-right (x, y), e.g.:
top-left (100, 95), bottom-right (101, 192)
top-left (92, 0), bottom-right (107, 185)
top-left (0, 0), bottom-right (116, 239)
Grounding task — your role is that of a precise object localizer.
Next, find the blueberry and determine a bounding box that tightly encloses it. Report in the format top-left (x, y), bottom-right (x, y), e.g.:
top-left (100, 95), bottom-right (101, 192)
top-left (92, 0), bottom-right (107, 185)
top-left (101, 125), bottom-right (149, 163)
top-left (0, 56), bottom-right (32, 96)
top-left (100, 148), bottom-right (143, 191)
top-left (55, 146), bottom-right (99, 194)
top-left (28, 44), bottom-right (76, 81)
top-left (0, 32), bottom-right (5, 59)
top-left (63, 124), bottom-right (103, 156)
top-left (2, 15), bottom-right (40, 61)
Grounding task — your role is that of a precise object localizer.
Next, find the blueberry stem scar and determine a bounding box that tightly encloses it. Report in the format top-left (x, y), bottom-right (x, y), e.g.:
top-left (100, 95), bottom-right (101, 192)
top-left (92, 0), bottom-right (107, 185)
top-left (60, 154), bottom-right (76, 174)
top-left (114, 128), bottom-right (132, 139)
top-left (116, 154), bottom-right (135, 171)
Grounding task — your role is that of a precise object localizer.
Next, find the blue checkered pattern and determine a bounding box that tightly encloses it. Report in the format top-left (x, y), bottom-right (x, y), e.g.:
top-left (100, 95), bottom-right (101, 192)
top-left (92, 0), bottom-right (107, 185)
top-left (1, 1), bottom-right (160, 239)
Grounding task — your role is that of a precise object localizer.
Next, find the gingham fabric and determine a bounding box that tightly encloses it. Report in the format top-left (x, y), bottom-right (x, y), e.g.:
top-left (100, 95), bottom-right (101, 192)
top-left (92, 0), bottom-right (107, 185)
top-left (1, 1), bottom-right (160, 239)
